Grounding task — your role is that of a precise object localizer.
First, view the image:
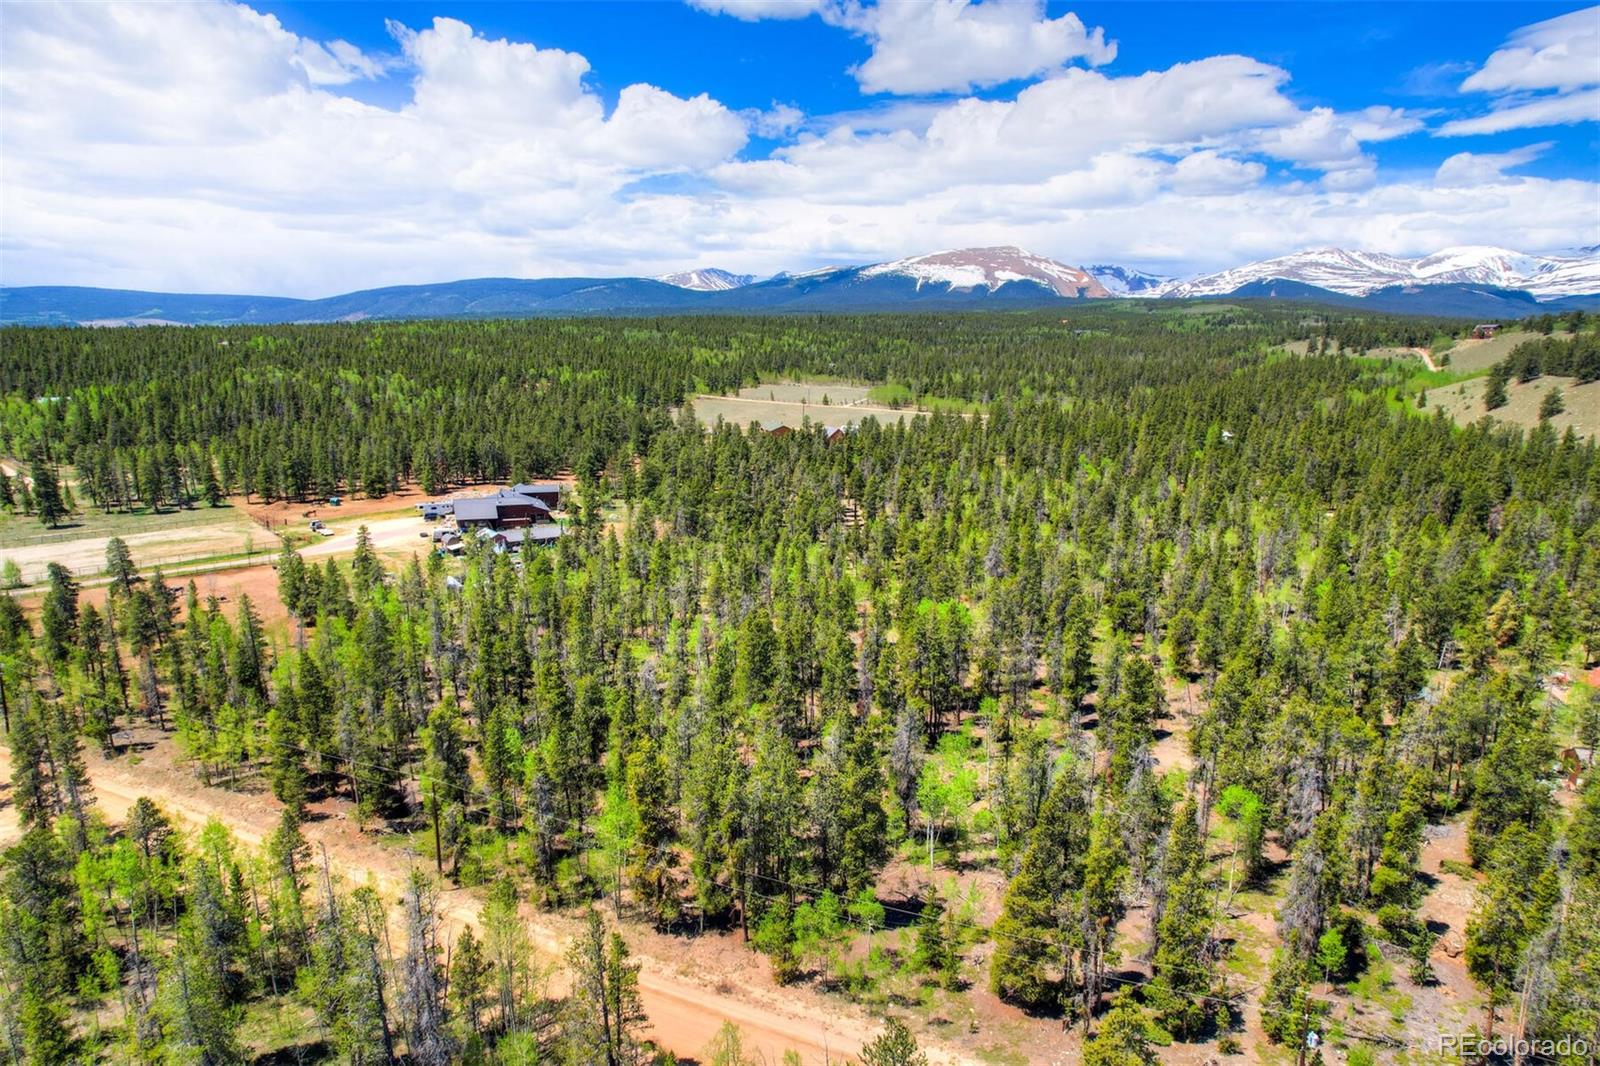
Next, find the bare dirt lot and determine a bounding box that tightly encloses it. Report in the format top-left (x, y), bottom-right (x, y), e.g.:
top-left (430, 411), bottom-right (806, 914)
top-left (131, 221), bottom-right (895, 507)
top-left (738, 382), bottom-right (876, 405)
top-left (0, 507), bottom-right (262, 585)
top-left (1412, 818), bottom-right (1483, 1035)
top-left (688, 382), bottom-right (918, 430)
top-left (68, 561), bottom-right (294, 629)
top-left (235, 483), bottom-right (480, 531)
top-left (301, 512), bottom-right (436, 560)
top-left (1365, 345), bottom-right (1427, 362)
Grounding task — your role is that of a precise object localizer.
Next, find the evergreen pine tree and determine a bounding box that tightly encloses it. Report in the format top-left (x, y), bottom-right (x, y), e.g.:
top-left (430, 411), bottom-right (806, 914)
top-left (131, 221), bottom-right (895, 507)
top-left (991, 765), bottom-right (1088, 1008)
top-left (28, 446), bottom-right (65, 528)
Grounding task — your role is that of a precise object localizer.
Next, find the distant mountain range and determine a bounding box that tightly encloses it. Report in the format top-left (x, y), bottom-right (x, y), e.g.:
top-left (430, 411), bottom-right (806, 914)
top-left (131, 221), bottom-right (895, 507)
top-left (1153, 246), bottom-right (1600, 302)
top-left (5, 244), bottom-right (1598, 325)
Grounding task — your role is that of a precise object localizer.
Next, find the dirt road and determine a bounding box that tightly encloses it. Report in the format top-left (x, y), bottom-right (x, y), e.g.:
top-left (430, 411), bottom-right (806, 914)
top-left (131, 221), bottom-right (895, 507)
top-left (300, 514), bottom-right (432, 560)
top-left (0, 742), bottom-right (964, 1065)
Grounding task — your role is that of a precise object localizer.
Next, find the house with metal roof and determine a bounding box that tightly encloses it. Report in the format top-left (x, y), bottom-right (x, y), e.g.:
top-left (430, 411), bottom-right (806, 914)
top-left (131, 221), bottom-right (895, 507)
top-left (453, 490), bottom-right (553, 530)
top-left (490, 523), bottom-right (563, 553)
top-left (508, 483), bottom-right (563, 510)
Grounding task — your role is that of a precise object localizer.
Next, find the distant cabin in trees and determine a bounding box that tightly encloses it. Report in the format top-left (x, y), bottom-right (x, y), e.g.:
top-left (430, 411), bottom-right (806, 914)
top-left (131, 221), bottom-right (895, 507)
top-left (1473, 323), bottom-right (1501, 339)
top-left (1559, 747), bottom-right (1593, 787)
top-left (758, 422), bottom-right (848, 442)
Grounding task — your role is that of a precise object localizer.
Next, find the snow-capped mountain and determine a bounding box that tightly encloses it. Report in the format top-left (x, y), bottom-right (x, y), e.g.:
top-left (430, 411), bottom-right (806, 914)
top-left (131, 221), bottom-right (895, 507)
top-left (1086, 264), bottom-right (1170, 295)
top-left (859, 246), bottom-right (1110, 299)
top-left (1154, 249), bottom-right (1415, 299)
top-left (1490, 249), bottom-right (1600, 301)
top-left (1154, 246), bottom-right (1600, 302)
top-left (654, 268), bottom-right (756, 291)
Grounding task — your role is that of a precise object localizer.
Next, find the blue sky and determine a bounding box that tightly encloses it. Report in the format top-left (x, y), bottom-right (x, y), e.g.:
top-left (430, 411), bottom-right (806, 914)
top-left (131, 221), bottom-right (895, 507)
top-left (2, 1), bottom-right (1596, 295)
top-left (251, 1), bottom-right (1600, 178)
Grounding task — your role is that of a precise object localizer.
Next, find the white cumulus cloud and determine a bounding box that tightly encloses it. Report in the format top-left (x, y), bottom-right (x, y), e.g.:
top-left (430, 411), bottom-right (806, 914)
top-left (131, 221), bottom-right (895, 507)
top-left (1170, 151), bottom-right (1265, 194)
top-left (842, 0), bottom-right (1116, 95)
top-left (1461, 6), bottom-right (1600, 93)
top-left (1441, 7), bottom-right (1600, 137)
top-left (687, 0), bottom-right (830, 20)
top-left (0, 0), bottom-right (1594, 293)
top-left (0, 3), bottom-right (749, 294)
top-left (714, 57), bottom-right (1379, 203)
top-left (690, 0), bottom-right (1115, 95)
top-left (1435, 141), bottom-right (1554, 186)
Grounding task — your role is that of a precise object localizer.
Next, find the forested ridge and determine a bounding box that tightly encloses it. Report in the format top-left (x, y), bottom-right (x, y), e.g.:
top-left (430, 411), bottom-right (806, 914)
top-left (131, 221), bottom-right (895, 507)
top-left (0, 306), bottom-right (1463, 507)
top-left (1, 307), bottom-right (1598, 1065)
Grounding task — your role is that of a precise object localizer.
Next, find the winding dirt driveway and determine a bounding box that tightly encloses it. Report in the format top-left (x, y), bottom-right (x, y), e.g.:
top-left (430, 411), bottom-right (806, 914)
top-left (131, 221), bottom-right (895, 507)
top-left (0, 742), bottom-right (967, 1065)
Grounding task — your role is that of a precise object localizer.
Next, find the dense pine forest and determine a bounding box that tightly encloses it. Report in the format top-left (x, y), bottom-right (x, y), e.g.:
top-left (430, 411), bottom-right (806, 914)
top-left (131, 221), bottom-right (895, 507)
top-left (1, 306), bottom-right (1598, 1065)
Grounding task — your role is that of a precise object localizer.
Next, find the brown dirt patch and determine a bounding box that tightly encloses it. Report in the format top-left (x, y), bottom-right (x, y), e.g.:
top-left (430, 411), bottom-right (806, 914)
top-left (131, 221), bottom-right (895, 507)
top-left (1416, 819), bottom-right (1481, 1009)
top-left (233, 483), bottom-right (436, 528)
top-left (13, 560), bottom-right (292, 631)
top-left (1153, 677), bottom-right (1202, 775)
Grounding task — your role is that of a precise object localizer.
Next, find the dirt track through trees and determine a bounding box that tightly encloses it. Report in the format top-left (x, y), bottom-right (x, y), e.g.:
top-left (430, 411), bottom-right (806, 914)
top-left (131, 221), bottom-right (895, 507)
top-left (0, 740), bottom-right (970, 1065)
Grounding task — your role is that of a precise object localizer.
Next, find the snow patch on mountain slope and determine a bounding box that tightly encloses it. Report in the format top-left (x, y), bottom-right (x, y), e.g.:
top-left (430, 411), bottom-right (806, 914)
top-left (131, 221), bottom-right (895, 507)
top-left (654, 268), bottom-right (756, 291)
top-left (860, 247), bottom-right (1111, 298)
top-left (1087, 264), bottom-right (1170, 296)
